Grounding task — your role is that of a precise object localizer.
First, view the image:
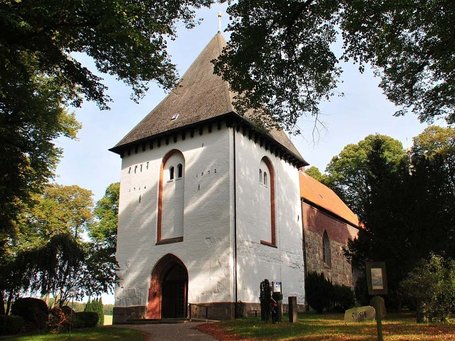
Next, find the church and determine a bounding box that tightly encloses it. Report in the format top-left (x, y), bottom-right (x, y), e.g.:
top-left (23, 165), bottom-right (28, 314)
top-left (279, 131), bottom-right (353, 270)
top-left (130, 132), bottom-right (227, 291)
top-left (110, 33), bottom-right (360, 323)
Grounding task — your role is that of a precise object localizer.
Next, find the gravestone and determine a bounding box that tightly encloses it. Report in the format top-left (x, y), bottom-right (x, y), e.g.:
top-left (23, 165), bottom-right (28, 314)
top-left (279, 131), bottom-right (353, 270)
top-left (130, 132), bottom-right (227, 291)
top-left (344, 306), bottom-right (376, 322)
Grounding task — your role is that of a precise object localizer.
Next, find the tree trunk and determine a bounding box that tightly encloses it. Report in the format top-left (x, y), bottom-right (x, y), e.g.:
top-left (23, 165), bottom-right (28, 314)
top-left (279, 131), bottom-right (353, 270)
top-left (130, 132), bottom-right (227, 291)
top-left (0, 291), bottom-right (5, 315)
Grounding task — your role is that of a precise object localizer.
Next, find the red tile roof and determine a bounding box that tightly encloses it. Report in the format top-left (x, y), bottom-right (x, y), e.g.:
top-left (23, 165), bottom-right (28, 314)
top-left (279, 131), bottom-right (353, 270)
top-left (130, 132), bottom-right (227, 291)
top-left (299, 171), bottom-right (360, 227)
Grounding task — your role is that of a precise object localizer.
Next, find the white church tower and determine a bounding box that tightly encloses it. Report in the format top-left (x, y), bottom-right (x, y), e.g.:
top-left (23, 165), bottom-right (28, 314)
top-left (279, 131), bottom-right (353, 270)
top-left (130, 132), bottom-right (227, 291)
top-left (110, 33), bottom-right (308, 323)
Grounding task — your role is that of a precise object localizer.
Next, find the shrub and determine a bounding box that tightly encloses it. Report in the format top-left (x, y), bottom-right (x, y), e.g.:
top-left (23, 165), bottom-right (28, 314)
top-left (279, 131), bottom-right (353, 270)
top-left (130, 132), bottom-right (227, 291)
top-left (331, 284), bottom-right (355, 312)
top-left (11, 297), bottom-right (49, 331)
top-left (71, 311), bottom-right (99, 328)
top-left (305, 272), bottom-right (332, 313)
top-left (48, 306), bottom-right (76, 332)
top-left (305, 272), bottom-right (355, 313)
top-left (401, 254), bottom-right (455, 323)
top-left (85, 298), bottom-right (104, 326)
top-left (0, 315), bottom-right (24, 335)
top-left (354, 275), bottom-right (370, 306)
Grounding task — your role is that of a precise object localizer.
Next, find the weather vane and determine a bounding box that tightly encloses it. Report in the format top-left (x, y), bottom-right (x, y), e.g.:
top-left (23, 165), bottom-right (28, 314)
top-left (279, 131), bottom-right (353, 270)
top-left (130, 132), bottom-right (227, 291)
top-left (217, 12), bottom-right (222, 32)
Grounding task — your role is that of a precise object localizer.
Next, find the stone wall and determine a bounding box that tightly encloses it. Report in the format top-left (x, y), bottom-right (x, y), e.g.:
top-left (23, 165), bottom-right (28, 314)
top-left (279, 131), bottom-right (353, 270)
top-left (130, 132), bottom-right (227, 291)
top-left (302, 202), bottom-right (359, 287)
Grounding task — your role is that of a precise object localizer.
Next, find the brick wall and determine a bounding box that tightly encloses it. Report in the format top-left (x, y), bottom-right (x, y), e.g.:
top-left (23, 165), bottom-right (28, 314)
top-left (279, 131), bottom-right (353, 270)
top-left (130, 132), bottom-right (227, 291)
top-left (302, 202), bottom-right (359, 287)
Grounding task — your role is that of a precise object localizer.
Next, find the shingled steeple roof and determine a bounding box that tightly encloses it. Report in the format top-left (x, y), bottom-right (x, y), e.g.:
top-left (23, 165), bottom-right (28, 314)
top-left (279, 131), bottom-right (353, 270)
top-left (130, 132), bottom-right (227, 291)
top-left (111, 33), bottom-right (307, 166)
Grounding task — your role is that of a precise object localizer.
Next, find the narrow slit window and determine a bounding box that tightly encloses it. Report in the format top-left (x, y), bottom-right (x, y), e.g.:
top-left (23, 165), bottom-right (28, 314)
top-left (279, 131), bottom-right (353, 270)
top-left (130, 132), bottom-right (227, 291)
top-left (177, 163), bottom-right (183, 178)
top-left (263, 172), bottom-right (268, 186)
top-left (259, 169), bottom-right (262, 183)
top-left (169, 166), bottom-right (175, 180)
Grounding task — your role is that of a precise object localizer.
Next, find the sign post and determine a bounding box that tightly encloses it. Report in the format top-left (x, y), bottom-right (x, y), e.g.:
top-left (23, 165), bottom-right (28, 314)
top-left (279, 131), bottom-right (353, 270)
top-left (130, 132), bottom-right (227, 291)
top-left (366, 262), bottom-right (387, 341)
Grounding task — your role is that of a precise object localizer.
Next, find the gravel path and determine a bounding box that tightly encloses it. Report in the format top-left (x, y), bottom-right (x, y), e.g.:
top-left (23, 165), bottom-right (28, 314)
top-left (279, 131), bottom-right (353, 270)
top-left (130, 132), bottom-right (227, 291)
top-left (114, 321), bottom-right (217, 341)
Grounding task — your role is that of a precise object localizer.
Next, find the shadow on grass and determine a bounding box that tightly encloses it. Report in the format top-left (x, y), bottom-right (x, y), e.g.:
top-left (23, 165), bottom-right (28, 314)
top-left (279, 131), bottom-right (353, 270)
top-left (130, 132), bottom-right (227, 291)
top-left (198, 313), bottom-right (455, 341)
top-left (2, 326), bottom-right (145, 341)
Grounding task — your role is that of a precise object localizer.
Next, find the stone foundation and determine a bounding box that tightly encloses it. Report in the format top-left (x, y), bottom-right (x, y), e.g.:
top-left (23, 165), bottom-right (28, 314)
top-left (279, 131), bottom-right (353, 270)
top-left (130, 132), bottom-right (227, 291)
top-left (113, 301), bottom-right (307, 323)
top-left (189, 302), bottom-right (236, 320)
top-left (113, 306), bottom-right (146, 324)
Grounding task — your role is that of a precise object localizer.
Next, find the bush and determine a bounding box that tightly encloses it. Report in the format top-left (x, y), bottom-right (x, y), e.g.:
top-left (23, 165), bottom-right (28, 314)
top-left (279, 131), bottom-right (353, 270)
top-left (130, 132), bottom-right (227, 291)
top-left (401, 254), bottom-right (455, 323)
top-left (305, 272), bottom-right (332, 313)
top-left (48, 306), bottom-right (76, 332)
top-left (0, 315), bottom-right (24, 335)
top-left (11, 297), bottom-right (49, 331)
top-left (305, 272), bottom-right (355, 313)
top-left (71, 311), bottom-right (99, 328)
top-left (84, 298), bottom-right (104, 326)
top-left (331, 284), bottom-right (355, 312)
top-left (354, 275), bottom-right (370, 306)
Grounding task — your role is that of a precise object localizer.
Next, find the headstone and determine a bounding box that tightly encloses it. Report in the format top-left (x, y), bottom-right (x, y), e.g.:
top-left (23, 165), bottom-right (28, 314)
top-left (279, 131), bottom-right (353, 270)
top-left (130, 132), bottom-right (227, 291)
top-left (344, 306), bottom-right (376, 322)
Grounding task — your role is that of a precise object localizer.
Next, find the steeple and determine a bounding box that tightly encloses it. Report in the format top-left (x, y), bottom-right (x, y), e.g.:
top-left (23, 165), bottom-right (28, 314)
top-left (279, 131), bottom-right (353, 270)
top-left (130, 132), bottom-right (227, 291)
top-left (111, 33), bottom-right (306, 166)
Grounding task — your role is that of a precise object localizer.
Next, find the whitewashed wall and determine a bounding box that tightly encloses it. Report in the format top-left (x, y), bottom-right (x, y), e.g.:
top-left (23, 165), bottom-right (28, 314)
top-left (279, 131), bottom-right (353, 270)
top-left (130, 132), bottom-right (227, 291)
top-left (115, 125), bottom-right (234, 307)
top-left (234, 131), bottom-right (306, 304)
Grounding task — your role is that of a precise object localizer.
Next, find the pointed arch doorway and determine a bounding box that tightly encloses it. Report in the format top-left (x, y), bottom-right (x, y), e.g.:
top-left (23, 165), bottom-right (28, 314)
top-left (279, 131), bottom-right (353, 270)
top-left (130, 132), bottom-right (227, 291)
top-left (147, 254), bottom-right (188, 319)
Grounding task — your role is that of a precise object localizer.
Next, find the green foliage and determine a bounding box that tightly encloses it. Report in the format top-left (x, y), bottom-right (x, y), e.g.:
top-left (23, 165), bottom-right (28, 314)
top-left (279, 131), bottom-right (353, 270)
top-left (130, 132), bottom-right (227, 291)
top-left (215, 0), bottom-right (341, 132)
top-left (304, 166), bottom-right (328, 183)
top-left (354, 275), bottom-right (370, 307)
top-left (0, 184), bottom-right (117, 309)
top-left (0, 315), bottom-right (24, 335)
top-left (215, 1), bottom-right (455, 129)
top-left (331, 284), bottom-right (355, 313)
top-left (71, 312), bottom-right (99, 329)
top-left (401, 254), bottom-right (455, 323)
top-left (84, 298), bottom-right (104, 326)
top-left (305, 272), bottom-right (331, 313)
top-left (0, 0), bottom-right (214, 234)
top-left (305, 272), bottom-right (353, 313)
top-left (11, 298), bottom-right (48, 331)
top-left (102, 304), bottom-right (114, 315)
top-left (327, 127), bottom-right (455, 309)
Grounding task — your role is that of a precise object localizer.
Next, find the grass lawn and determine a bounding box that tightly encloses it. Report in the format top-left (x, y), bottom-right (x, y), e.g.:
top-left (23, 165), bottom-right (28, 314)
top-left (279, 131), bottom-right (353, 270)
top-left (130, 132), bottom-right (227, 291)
top-left (103, 315), bottom-right (112, 326)
top-left (198, 313), bottom-right (455, 340)
top-left (3, 327), bottom-right (145, 341)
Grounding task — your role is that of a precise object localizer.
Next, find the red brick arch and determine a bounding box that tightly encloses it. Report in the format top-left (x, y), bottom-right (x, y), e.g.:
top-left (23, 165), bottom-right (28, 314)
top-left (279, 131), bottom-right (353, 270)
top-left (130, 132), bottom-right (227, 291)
top-left (146, 254), bottom-right (188, 319)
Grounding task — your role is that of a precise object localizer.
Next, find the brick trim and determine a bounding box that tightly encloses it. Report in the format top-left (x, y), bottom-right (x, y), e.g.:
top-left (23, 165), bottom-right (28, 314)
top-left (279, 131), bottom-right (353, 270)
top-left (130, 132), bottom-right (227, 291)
top-left (262, 157), bottom-right (276, 246)
top-left (157, 149), bottom-right (184, 243)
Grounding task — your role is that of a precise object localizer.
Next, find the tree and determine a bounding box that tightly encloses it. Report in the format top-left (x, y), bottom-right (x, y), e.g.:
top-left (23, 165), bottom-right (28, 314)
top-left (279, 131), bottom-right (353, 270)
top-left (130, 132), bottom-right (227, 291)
top-left (304, 166), bottom-right (327, 183)
top-left (407, 126), bottom-right (455, 259)
top-left (215, 0), bottom-right (455, 130)
top-left (88, 183), bottom-right (120, 255)
top-left (0, 184), bottom-right (118, 309)
top-left (0, 0), bottom-right (214, 233)
top-left (327, 127), bottom-right (455, 309)
top-left (325, 134), bottom-right (406, 222)
top-left (401, 254), bottom-right (455, 323)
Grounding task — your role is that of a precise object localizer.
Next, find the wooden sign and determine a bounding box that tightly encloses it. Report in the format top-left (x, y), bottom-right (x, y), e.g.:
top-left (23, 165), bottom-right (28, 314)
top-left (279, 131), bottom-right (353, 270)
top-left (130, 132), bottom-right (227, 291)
top-left (366, 262), bottom-right (388, 296)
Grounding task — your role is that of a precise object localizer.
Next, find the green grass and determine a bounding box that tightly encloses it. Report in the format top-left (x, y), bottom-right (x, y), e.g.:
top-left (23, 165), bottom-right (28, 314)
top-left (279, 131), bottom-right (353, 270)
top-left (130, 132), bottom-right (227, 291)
top-left (3, 327), bottom-right (145, 341)
top-left (209, 313), bottom-right (455, 340)
top-left (103, 315), bottom-right (112, 326)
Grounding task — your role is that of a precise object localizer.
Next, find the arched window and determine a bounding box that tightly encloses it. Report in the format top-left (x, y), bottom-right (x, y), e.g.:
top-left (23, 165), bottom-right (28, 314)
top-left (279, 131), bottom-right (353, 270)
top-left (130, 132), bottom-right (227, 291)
top-left (258, 157), bottom-right (275, 247)
top-left (157, 150), bottom-right (185, 244)
top-left (259, 169), bottom-right (262, 183)
top-left (169, 166), bottom-right (175, 180)
top-left (323, 231), bottom-right (331, 267)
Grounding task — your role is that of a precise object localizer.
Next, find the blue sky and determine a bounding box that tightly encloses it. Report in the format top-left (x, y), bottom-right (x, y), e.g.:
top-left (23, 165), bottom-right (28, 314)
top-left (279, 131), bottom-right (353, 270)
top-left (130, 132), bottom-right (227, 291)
top-left (55, 3), bottom-right (433, 205)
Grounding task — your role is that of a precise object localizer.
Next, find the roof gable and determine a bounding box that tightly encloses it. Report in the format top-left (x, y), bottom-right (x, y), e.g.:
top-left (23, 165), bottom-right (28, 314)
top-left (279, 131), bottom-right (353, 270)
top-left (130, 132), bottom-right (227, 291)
top-left (111, 33), bottom-right (306, 165)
